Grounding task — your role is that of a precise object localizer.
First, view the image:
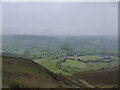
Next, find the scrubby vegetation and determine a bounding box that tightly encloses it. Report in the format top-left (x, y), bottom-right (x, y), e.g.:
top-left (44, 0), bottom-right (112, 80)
top-left (2, 56), bottom-right (92, 88)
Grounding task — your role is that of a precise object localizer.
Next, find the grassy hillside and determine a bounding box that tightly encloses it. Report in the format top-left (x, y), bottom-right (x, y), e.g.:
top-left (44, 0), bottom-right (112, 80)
top-left (73, 68), bottom-right (119, 88)
top-left (2, 56), bottom-right (92, 88)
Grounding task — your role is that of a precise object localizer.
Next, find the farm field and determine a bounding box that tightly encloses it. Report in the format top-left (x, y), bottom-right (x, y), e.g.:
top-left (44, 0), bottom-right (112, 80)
top-left (2, 35), bottom-right (118, 75)
top-left (33, 55), bottom-right (118, 75)
top-left (33, 59), bottom-right (70, 75)
top-left (2, 35), bottom-right (119, 87)
top-left (2, 1), bottom-right (119, 88)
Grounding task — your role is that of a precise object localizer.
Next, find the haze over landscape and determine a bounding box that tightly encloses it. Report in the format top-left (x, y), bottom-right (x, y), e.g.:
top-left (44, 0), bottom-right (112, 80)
top-left (2, 2), bottom-right (119, 88)
top-left (3, 2), bottom-right (118, 36)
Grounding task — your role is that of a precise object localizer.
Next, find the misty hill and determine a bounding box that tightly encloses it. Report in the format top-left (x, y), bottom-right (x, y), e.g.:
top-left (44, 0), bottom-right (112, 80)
top-left (2, 35), bottom-right (118, 60)
top-left (2, 56), bottom-right (92, 88)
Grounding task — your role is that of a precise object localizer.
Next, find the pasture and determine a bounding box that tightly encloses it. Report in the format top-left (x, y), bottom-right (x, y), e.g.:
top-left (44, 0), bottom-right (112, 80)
top-left (2, 35), bottom-right (118, 75)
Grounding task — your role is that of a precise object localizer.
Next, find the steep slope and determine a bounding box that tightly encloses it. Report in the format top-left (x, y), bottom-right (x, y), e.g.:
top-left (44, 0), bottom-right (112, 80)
top-left (2, 56), bottom-right (91, 88)
top-left (73, 68), bottom-right (118, 88)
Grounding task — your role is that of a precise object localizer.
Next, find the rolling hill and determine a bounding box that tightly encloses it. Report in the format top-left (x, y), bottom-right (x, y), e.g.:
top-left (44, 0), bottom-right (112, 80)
top-left (73, 68), bottom-right (119, 88)
top-left (2, 56), bottom-right (92, 88)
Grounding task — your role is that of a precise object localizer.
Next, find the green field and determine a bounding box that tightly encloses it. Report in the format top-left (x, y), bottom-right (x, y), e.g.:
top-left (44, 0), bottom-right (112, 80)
top-left (33, 55), bottom-right (118, 75)
top-left (61, 60), bottom-right (86, 68)
top-left (75, 55), bottom-right (102, 61)
top-left (2, 35), bottom-right (119, 88)
top-left (2, 35), bottom-right (118, 75)
top-left (34, 59), bottom-right (70, 75)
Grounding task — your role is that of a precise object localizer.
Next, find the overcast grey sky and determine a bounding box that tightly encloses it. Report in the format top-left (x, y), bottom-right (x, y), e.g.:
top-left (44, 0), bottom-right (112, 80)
top-left (2, 2), bottom-right (118, 36)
